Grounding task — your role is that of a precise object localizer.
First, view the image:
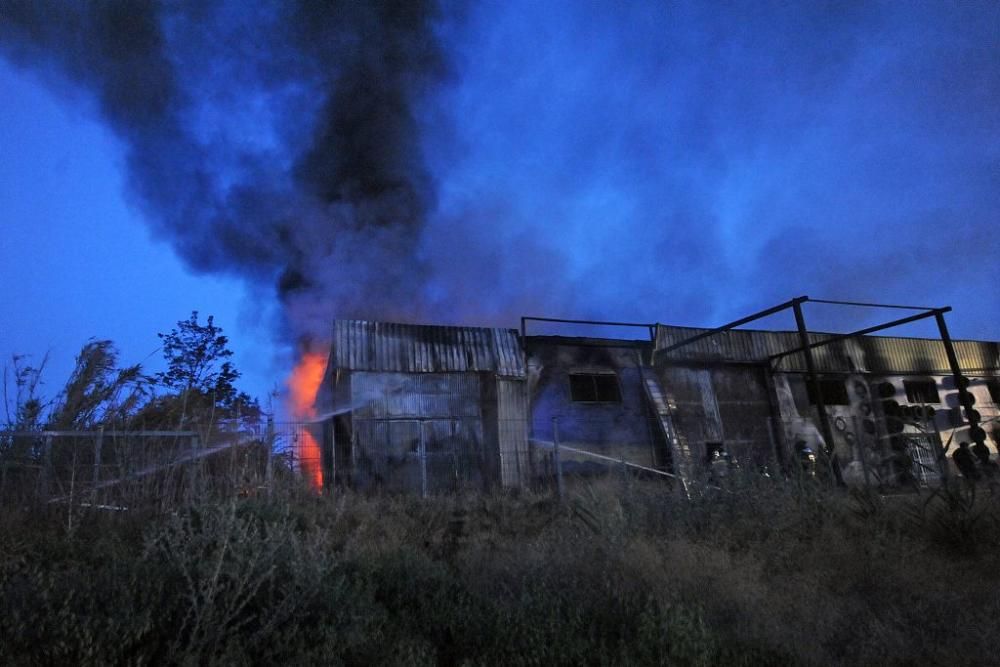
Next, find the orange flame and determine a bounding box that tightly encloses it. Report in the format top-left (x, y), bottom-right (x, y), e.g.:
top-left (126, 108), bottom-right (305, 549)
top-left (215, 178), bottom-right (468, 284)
top-left (287, 351), bottom-right (327, 491)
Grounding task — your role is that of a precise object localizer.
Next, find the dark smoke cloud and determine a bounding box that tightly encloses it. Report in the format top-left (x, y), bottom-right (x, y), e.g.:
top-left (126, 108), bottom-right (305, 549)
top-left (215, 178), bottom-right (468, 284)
top-left (0, 0), bottom-right (448, 342)
top-left (1, 0), bottom-right (997, 346)
top-left (422, 1), bottom-right (999, 338)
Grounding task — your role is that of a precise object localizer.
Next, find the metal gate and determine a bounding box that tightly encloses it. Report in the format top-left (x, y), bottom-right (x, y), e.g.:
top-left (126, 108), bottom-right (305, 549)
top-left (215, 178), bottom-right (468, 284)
top-left (352, 417), bottom-right (485, 495)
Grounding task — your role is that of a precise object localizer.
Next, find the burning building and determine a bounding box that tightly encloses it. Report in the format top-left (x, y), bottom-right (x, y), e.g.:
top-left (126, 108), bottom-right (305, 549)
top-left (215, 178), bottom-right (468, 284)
top-left (309, 298), bottom-right (999, 494)
top-left (315, 320), bottom-right (528, 494)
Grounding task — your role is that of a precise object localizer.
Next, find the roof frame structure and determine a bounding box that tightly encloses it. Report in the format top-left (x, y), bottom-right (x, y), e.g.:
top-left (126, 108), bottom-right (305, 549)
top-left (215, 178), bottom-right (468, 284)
top-left (520, 295), bottom-right (986, 458)
top-left (656, 295), bottom-right (985, 456)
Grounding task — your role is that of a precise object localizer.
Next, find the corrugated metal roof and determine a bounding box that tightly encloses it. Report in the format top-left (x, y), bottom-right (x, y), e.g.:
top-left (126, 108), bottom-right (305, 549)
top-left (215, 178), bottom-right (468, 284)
top-left (654, 325), bottom-right (1000, 374)
top-left (331, 320), bottom-right (526, 377)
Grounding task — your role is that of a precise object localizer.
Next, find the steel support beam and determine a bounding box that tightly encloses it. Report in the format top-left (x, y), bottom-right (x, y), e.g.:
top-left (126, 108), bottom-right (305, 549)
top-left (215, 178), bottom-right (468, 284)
top-left (805, 298), bottom-right (937, 311)
top-left (769, 307), bottom-right (951, 366)
top-left (934, 311), bottom-right (986, 448)
top-left (792, 301), bottom-right (837, 458)
top-left (658, 296), bottom-right (809, 355)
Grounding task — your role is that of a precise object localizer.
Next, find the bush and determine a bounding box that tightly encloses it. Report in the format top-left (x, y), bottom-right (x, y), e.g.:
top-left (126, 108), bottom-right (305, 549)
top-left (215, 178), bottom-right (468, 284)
top-left (1, 479), bottom-right (999, 665)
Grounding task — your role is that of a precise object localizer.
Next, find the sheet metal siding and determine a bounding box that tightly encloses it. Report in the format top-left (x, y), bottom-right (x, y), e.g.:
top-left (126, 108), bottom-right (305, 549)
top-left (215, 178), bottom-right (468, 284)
top-left (351, 372), bottom-right (482, 420)
top-left (350, 371), bottom-right (488, 493)
top-left (655, 325), bottom-right (999, 374)
top-left (333, 320), bottom-right (525, 377)
top-left (710, 366), bottom-right (776, 469)
top-left (497, 378), bottom-right (529, 486)
top-left (497, 378), bottom-right (528, 424)
top-left (351, 416), bottom-right (487, 494)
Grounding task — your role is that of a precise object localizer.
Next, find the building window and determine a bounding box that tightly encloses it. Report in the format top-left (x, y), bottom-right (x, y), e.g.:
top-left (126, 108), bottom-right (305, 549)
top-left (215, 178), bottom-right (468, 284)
top-left (569, 373), bottom-right (622, 403)
top-left (903, 379), bottom-right (940, 404)
top-left (806, 379), bottom-right (850, 406)
top-left (988, 380), bottom-right (999, 405)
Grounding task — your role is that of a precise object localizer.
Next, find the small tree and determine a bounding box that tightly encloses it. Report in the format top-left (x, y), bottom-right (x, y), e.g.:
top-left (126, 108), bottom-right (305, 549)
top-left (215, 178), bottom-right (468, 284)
top-left (151, 312), bottom-right (258, 426)
top-left (156, 312), bottom-right (238, 402)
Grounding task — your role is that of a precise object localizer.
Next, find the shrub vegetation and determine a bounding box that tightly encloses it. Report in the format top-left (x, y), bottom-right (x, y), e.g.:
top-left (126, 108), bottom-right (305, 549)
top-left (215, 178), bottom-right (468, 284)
top-left (2, 475), bottom-right (999, 666)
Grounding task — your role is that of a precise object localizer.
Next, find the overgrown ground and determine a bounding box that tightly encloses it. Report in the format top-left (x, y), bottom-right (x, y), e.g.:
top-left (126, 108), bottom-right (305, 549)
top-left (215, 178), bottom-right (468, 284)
top-left (2, 476), bottom-right (999, 666)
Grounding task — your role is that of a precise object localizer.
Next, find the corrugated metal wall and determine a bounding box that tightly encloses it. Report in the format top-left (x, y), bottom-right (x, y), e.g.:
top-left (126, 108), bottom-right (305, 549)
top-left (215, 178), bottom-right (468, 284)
top-left (709, 366), bottom-right (777, 469)
top-left (497, 378), bottom-right (529, 487)
top-left (657, 365), bottom-right (777, 471)
top-left (349, 371), bottom-right (488, 493)
top-left (657, 367), bottom-right (722, 467)
top-left (350, 372), bottom-right (481, 420)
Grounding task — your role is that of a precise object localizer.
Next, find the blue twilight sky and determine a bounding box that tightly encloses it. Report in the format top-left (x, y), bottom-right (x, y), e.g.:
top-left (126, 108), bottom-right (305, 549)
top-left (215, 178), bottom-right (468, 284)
top-left (1, 1), bottom-right (998, 409)
top-left (0, 59), bottom-right (282, 406)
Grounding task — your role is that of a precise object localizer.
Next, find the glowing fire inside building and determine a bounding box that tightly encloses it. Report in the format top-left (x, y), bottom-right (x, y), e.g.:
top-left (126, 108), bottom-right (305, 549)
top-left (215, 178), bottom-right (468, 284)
top-left (287, 351), bottom-right (328, 491)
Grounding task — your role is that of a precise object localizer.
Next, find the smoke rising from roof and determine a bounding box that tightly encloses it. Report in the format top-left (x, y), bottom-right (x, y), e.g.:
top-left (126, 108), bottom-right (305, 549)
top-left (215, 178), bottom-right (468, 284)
top-left (1, 1), bottom-right (998, 348)
top-left (424, 2), bottom-right (999, 336)
top-left (1, 0), bottom-right (447, 342)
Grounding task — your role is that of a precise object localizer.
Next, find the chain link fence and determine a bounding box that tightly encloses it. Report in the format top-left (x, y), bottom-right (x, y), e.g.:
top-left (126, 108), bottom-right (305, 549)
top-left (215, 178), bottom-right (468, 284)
top-left (0, 420), bottom-right (275, 509)
top-left (4, 409), bottom-right (985, 509)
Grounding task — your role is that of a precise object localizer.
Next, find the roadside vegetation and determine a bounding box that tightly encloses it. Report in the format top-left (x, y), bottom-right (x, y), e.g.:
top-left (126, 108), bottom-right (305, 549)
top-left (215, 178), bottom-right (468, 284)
top-left (2, 473), bottom-right (999, 666)
top-left (2, 311), bottom-right (259, 437)
top-left (4, 316), bottom-right (999, 665)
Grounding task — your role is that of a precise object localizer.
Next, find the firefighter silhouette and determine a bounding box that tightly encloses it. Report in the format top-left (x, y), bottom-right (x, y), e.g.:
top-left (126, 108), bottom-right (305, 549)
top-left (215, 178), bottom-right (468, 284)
top-left (952, 441), bottom-right (980, 482)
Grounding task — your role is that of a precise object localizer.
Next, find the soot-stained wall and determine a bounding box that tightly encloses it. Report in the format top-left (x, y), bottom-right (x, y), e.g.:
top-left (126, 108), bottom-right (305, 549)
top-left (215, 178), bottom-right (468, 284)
top-left (525, 337), bottom-right (663, 470)
top-left (775, 371), bottom-right (1000, 486)
top-left (656, 364), bottom-right (779, 473)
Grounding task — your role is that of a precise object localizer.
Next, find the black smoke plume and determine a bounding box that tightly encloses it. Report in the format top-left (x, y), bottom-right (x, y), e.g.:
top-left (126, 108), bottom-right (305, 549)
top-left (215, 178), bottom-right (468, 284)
top-left (0, 0), bottom-right (447, 340)
top-left (4, 2), bottom-right (997, 346)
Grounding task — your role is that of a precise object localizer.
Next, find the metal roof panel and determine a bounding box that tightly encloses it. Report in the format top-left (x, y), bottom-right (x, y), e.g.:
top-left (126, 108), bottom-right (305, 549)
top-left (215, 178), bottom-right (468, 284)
top-left (331, 320), bottom-right (526, 377)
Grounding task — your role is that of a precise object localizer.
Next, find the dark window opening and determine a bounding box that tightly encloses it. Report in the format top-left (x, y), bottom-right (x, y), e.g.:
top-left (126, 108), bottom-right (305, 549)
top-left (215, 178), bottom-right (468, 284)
top-left (806, 379), bottom-right (850, 406)
top-left (988, 380), bottom-right (999, 405)
top-left (904, 379), bottom-right (940, 404)
top-left (569, 373), bottom-right (622, 403)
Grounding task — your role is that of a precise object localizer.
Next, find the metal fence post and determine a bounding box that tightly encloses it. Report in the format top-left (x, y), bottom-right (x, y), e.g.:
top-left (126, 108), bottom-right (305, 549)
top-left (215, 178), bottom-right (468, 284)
top-left (552, 417), bottom-right (564, 500)
top-left (265, 417), bottom-right (274, 498)
top-left (351, 428), bottom-right (358, 489)
top-left (449, 418), bottom-right (458, 489)
top-left (329, 419), bottom-right (337, 494)
top-left (765, 416), bottom-right (779, 475)
top-left (0, 437), bottom-right (7, 500)
top-left (190, 434), bottom-right (200, 498)
top-left (92, 427), bottom-right (104, 501)
top-left (512, 421), bottom-right (522, 489)
top-left (39, 433), bottom-right (53, 500)
top-left (420, 420), bottom-right (428, 499)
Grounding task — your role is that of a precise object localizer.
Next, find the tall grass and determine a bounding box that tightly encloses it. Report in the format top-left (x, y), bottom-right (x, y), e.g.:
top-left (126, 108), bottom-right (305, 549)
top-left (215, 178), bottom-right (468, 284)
top-left (2, 475), bottom-right (999, 665)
